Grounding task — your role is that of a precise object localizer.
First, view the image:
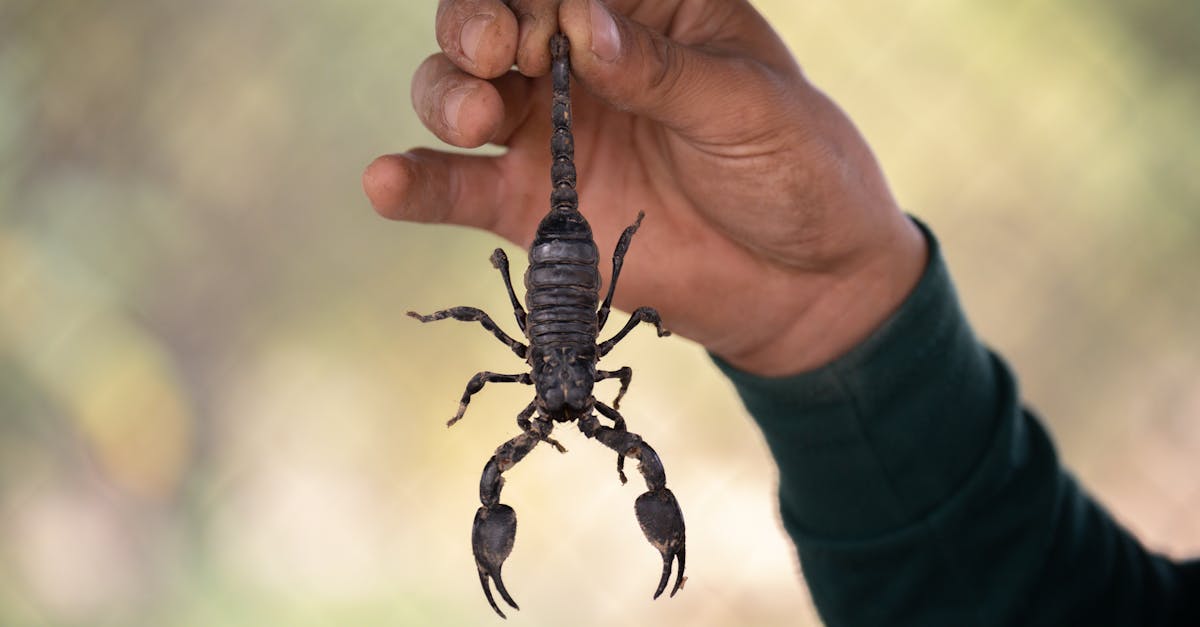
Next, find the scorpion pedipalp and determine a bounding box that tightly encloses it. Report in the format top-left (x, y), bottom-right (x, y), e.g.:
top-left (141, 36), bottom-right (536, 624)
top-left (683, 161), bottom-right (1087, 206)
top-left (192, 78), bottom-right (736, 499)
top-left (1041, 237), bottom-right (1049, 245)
top-left (580, 411), bottom-right (688, 599)
top-left (473, 429), bottom-right (547, 618)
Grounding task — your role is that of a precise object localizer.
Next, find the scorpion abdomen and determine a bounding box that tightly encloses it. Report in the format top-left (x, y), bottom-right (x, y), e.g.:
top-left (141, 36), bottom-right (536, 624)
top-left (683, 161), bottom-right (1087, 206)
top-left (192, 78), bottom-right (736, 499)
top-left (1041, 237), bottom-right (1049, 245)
top-left (523, 258), bottom-right (599, 347)
top-left (524, 212), bottom-right (601, 350)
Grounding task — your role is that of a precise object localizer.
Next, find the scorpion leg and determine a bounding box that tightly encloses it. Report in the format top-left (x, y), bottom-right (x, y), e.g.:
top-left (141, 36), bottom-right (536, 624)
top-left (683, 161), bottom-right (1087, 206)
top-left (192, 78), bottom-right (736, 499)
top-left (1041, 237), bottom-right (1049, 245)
top-left (594, 400), bottom-right (629, 484)
top-left (406, 306), bottom-right (528, 359)
top-left (446, 372), bottom-right (532, 427)
top-left (579, 409), bottom-right (687, 599)
top-left (597, 211), bottom-right (645, 331)
top-left (475, 424), bottom-right (551, 618)
top-left (595, 366), bottom-right (633, 410)
top-left (598, 306), bottom-right (670, 357)
top-left (490, 248), bottom-right (528, 332)
top-left (515, 399), bottom-right (565, 453)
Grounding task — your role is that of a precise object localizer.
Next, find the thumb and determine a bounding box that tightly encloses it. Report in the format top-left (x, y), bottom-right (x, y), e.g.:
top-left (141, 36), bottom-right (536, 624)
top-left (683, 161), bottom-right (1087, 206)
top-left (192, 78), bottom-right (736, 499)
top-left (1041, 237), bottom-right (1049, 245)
top-left (559, 0), bottom-right (772, 137)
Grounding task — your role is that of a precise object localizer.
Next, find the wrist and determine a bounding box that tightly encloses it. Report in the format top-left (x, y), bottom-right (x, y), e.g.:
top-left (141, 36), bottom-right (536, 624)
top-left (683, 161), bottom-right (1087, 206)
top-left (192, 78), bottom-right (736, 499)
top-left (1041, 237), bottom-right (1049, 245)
top-left (715, 214), bottom-right (927, 377)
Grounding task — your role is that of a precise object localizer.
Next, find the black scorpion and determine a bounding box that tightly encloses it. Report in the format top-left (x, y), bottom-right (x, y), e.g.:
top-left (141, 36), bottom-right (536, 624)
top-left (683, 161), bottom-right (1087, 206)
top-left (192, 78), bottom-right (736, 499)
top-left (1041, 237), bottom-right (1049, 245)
top-left (407, 34), bottom-right (687, 618)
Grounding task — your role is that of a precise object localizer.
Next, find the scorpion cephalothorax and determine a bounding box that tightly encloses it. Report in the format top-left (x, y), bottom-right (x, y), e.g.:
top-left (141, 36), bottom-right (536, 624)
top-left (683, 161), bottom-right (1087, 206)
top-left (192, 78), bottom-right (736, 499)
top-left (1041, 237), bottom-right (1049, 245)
top-left (407, 33), bottom-right (687, 618)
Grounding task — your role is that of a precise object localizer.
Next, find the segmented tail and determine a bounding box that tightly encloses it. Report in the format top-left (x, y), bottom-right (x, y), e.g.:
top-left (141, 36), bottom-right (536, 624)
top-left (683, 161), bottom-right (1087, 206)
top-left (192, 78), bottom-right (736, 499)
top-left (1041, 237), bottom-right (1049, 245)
top-left (549, 34), bottom-right (578, 212)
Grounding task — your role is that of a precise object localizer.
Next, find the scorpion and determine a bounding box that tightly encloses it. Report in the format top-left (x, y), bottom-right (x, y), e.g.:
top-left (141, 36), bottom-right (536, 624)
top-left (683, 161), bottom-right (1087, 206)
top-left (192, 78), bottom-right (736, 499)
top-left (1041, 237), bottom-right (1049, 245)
top-left (407, 33), bottom-right (687, 618)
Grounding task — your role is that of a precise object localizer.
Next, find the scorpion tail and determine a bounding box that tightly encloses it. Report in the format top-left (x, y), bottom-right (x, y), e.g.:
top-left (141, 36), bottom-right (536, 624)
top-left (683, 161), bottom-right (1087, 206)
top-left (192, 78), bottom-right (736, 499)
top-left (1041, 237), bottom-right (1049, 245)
top-left (549, 32), bottom-right (579, 215)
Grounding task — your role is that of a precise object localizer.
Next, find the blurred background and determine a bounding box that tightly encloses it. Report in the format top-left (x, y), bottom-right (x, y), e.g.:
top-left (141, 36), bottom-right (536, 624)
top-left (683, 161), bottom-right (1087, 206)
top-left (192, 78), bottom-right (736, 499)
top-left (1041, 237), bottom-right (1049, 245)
top-left (1, 1), bottom-right (1198, 625)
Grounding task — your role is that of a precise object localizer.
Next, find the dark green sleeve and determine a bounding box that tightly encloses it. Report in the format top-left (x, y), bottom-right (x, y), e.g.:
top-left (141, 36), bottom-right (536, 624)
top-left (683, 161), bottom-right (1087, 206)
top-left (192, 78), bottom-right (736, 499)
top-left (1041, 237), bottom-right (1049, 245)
top-left (713, 220), bottom-right (1199, 626)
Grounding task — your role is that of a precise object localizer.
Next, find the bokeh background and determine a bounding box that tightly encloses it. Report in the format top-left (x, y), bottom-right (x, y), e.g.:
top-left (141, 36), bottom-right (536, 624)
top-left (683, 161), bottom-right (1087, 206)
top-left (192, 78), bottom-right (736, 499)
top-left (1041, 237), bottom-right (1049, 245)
top-left (2, 1), bottom-right (1198, 625)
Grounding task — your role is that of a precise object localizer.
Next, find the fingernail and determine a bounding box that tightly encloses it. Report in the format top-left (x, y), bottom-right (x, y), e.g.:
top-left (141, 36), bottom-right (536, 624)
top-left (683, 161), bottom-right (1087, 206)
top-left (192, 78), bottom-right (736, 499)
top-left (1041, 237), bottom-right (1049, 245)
top-left (460, 14), bottom-right (491, 62)
top-left (589, 0), bottom-right (620, 62)
top-left (517, 13), bottom-right (535, 56)
top-left (517, 13), bottom-right (536, 38)
top-left (443, 86), bottom-right (470, 134)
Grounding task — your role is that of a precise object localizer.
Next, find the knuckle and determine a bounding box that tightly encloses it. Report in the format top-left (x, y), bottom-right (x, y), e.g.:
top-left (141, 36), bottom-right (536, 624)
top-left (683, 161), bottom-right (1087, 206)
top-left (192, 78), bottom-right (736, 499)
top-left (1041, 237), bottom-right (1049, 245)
top-left (415, 63), bottom-right (451, 130)
top-left (436, 0), bottom-right (519, 78)
top-left (434, 0), bottom-right (467, 54)
top-left (514, 11), bottom-right (556, 75)
top-left (411, 54), bottom-right (450, 118)
top-left (644, 34), bottom-right (688, 100)
top-left (413, 55), bottom-right (503, 147)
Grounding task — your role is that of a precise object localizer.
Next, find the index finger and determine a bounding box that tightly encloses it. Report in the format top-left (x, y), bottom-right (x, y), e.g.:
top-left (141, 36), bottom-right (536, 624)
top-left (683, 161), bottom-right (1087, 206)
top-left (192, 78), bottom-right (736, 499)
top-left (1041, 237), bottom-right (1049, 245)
top-left (436, 0), bottom-right (520, 79)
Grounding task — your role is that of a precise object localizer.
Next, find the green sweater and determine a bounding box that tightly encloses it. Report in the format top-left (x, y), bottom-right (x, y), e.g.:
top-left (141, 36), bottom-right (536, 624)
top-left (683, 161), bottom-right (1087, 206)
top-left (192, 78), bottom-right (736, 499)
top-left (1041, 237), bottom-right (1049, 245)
top-left (714, 221), bottom-right (1199, 626)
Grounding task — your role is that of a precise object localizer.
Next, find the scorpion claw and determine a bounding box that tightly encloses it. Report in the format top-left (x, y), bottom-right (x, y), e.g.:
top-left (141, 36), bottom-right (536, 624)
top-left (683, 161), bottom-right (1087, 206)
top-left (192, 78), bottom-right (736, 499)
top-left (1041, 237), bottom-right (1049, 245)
top-left (477, 571), bottom-right (508, 619)
top-left (635, 488), bottom-right (687, 599)
top-left (472, 504), bottom-right (520, 618)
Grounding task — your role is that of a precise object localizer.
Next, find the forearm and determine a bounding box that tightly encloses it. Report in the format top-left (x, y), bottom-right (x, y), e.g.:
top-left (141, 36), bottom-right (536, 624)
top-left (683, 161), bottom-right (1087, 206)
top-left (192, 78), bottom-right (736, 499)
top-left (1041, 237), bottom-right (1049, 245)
top-left (715, 219), bottom-right (1195, 626)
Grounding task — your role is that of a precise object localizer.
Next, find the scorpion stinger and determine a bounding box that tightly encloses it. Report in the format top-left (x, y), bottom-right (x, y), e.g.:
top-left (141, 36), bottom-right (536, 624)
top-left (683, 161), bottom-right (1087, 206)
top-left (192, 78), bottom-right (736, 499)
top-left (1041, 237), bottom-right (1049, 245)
top-left (408, 32), bottom-right (686, 618)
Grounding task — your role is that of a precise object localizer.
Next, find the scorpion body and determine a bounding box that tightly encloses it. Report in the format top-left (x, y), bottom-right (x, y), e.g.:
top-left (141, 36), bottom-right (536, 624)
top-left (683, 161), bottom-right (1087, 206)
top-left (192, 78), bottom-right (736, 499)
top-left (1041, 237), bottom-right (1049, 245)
top-left (407, 34), bottom-right (687, 618)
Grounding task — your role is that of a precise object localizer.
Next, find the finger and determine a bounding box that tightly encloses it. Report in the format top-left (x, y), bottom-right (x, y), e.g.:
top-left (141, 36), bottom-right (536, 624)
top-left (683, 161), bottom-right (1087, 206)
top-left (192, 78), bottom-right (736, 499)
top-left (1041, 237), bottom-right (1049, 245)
top-left (413, 54), bottom-right (541, 149)
top-left (436, 0), bottom-right (520, 79)
top-left (363, 150), bottom-right (535, 243)
top-left (489, 70), bottom-right (541, 147)
top-left (506, 0), bottom-right (559, 76)
top-left (558, 0), bottom-right (776, 137)
top-left (411, 54), bottom-right (506, 148)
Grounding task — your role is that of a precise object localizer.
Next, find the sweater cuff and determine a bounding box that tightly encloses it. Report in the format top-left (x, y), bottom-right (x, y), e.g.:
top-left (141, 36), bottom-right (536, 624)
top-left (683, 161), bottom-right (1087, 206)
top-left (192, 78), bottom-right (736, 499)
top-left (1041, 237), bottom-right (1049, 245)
top-left (712, 219), bottom-right (1001, 539)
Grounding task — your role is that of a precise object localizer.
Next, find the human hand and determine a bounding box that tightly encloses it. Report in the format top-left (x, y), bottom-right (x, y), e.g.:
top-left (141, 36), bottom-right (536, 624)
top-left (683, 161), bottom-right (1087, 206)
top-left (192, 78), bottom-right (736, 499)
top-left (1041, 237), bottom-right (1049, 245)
top-left (363, 0), bottom-right (926, 376)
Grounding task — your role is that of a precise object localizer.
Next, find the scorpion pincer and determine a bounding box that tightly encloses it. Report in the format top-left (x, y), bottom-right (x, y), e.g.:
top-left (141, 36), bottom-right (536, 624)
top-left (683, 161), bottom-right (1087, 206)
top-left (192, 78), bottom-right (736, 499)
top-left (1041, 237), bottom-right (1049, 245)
top-left (407, 33), bottom-right (687, 618)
